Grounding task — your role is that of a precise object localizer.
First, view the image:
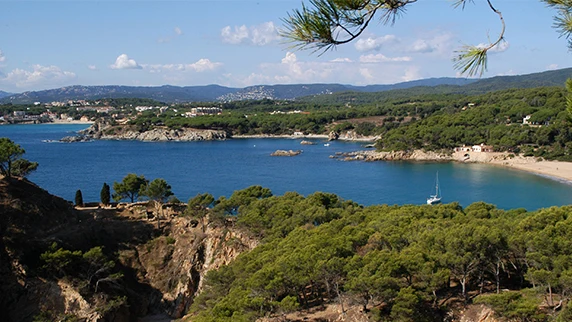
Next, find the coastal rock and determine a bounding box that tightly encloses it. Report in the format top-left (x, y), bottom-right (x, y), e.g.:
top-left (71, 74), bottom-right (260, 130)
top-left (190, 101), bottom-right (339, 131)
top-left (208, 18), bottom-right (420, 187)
top-left (328, 131), bottom-right (339, 141)
top-left (300, 140), bottom-right (315, 145)
top-left (270, 149), bottom-right (302, 156)
top-left (334, 150), bottom-right (452, 161)
top-left (77, 119), bottom-right (227, 142)
top-left (59, 135), bottom-right (92, 143)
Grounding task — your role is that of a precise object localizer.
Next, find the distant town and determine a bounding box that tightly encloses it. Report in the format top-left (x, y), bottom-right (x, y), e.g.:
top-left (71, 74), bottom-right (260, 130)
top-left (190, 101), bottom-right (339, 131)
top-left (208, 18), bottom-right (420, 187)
top-left (0, 99), bottom-right (226, 125)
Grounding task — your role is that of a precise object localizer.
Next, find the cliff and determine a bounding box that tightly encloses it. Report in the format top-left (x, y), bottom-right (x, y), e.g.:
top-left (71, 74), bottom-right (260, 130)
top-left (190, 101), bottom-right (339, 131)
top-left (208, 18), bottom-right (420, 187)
top-left (0, 177), bottom-right (257, 321)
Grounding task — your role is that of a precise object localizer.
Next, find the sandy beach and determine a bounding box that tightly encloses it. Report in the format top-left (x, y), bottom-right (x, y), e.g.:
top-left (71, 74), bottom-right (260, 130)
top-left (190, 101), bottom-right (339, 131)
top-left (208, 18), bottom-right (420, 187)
top-left (348, 150), bottom-right (572, 184)
top-left (484, 153), bottom-right (572, 183)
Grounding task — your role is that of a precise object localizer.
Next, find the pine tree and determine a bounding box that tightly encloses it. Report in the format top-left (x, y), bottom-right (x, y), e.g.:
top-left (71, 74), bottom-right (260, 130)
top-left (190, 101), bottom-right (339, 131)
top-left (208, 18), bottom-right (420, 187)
top-left (75, 189), bottom-right (84, 207)
top-left (100, 183), bottom-right (110, 206)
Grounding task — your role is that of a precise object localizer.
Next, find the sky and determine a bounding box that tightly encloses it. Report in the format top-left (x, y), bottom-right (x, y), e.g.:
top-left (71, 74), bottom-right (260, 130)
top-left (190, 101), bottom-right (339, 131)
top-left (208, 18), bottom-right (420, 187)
top-left (0, 0), bottom-right (570, 93)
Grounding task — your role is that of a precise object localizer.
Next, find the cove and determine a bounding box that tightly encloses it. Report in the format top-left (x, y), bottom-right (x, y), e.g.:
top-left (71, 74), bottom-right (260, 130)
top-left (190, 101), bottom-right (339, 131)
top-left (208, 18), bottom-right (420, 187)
top-left (2, 123), bottom-right (572, 211)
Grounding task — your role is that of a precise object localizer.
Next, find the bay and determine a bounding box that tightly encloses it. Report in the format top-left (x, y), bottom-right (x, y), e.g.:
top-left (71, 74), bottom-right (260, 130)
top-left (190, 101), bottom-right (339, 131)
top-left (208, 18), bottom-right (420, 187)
top-left (2, 123), bottom-right (572, 211)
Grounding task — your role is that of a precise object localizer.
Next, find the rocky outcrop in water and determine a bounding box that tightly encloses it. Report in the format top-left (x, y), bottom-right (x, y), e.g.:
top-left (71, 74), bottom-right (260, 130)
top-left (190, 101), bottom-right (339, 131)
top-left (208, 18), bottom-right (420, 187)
top-left (270, 149), bottom-right (302, 156)
top-left (59, 135), bottom-right (92, 143)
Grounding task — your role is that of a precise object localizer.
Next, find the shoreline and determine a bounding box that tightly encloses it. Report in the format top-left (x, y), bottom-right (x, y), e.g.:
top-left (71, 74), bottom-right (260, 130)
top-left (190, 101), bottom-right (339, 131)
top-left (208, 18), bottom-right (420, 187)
top-left (232, 134), bottom-right (377, 142)
top-left (49, 120), bottom-right (95, 125)
top-left (345, 150), bottom-right (572, 184)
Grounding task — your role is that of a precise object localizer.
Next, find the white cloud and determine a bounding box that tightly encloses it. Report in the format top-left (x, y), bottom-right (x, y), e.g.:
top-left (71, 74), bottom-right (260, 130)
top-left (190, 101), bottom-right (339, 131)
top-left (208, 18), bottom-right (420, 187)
top-left (402, 66), bottom-right (421, 82)
top-left (143, 58), bottom-right (222, 73)
top-left (406, 33), bottom-right (454, 55)
top-left (409, 40), bottom-right (434, 53)
top-left (547, 63), bottom-right (559, 70)
top-left (359, 54), bottom-right (412, 63)
top-left (330, 58), bottom-right (353, 63)
top-left (110, 54), bottom-right (142, 70)
top-left (0, 64), bottom-right (76, 89)
top-left (189, 58), bottom-right (222, 72)
top-left (221, 22), bottom-right (279, 46)
top-left (174, 27), bottom-right (183, 35)
top-left (477, 40), bottom-right (509, 53)
top-left (0, 50), bottom-right (5, 62)
top-left (281, 52), bottom-right (297, 64)
top-left (225, 51), bottom-right (423, 87)
top-left (87, 65), bottom-right (97, 70)
top-left (355, 35), bottom-right (398, 52)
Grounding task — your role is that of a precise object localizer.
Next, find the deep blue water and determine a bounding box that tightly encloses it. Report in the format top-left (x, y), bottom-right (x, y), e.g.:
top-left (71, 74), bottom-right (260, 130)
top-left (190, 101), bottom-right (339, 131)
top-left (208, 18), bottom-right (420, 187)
top-left (2, 123), bottom-right (572, 211)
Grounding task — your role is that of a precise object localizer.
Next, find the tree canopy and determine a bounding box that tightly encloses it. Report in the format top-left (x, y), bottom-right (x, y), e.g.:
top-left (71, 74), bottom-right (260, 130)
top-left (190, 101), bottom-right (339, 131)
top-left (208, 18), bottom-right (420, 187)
top-left (0, 137), bottom-right (38, 178)
top-left (189, 187), bottom-right (572, 321)
top-left (281, 0), bottom-right (572, 76)
top-left (112, 173), bottom-right (148, 203)
top-left (140, 178), bottom-right (174, 204)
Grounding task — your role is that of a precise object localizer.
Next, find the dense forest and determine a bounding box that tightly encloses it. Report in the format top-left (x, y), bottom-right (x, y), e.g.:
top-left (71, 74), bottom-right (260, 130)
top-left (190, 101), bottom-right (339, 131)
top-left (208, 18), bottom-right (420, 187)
top-left (185, 186), bottom-right (572, 322)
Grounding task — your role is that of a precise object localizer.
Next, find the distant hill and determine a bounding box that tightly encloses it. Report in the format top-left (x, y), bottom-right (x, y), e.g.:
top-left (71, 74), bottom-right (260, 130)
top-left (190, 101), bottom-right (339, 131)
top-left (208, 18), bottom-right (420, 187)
top-left (1, 85), bottom-right (238, 104)
top-left (0, 91), bottom-right (12, 99)
top-left (346, 77), bottom-right (477, 92)
top-left (2, 67), bottom-right (571, 104)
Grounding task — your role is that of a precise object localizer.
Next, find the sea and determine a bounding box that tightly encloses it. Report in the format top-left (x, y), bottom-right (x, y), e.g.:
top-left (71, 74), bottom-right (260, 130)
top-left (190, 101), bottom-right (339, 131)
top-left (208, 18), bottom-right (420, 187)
top-left (2, 123), bottom-right (572, 211)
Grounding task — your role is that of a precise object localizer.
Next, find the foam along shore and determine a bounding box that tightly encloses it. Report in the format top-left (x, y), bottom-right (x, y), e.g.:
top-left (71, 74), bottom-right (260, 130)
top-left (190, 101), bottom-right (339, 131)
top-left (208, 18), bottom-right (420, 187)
top-left (342, 150), bottom-right (572, 183)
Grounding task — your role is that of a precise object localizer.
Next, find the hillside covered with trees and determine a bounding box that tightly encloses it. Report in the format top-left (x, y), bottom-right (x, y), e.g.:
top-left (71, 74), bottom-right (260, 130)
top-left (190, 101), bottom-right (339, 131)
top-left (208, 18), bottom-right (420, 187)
top-left (190, 187), bottom-right (572, 321)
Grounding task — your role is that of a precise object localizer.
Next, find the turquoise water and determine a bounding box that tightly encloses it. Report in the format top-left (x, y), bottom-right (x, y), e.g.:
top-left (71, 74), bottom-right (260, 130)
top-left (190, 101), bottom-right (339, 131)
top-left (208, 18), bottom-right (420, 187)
top-left (2, 123), bottom-right (572, 210)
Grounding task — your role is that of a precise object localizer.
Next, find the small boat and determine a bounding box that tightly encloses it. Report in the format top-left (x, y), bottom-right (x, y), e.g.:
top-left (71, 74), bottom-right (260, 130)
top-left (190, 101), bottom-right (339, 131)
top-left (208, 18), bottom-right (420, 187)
top-left (324, 143), bottom-right (330, 147)
top-left (427, 172), bottom-right (442, 205)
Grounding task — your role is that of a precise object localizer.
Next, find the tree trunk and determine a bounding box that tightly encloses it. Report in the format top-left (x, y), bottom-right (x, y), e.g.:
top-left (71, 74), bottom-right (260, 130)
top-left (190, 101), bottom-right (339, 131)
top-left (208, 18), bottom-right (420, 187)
top-left (495, 261), bottom-right (501, 294)
top-left (334, 281), bottom-right (345, 313)
top-left (479, 267), bottom-right (485, 294)
top-left (461, 277), bottom-right (468, 303)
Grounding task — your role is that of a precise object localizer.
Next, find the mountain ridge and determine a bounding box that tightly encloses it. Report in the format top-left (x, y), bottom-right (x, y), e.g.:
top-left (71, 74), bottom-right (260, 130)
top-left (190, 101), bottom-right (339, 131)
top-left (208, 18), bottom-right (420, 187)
top-left (1, 67), bottom-right (571, 104)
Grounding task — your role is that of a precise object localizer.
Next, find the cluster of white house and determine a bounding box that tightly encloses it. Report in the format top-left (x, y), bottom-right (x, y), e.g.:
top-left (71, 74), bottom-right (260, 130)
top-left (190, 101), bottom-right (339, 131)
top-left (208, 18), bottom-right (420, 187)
top-left (185, 107), bottom-right (222, 117)
top-left (454, 143), bottom-right (494, 153)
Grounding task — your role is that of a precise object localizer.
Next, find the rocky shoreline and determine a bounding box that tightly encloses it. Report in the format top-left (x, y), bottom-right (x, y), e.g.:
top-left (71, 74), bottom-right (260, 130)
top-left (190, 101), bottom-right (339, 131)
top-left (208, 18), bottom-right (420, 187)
top-left (61, 120), bottom-right (378, 143)
top-left (70, 121), bottom-right (228, 142)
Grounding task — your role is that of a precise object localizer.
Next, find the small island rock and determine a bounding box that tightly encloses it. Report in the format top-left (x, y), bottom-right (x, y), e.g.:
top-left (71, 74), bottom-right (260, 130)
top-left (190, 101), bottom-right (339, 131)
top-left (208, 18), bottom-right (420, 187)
top-left (271, 150), bottom-right (302, 156)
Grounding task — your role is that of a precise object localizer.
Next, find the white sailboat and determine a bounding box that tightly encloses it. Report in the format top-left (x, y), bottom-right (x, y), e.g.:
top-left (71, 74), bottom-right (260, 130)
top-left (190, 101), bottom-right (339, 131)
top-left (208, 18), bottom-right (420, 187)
top-left (427, 172), bottom-right (442, 205)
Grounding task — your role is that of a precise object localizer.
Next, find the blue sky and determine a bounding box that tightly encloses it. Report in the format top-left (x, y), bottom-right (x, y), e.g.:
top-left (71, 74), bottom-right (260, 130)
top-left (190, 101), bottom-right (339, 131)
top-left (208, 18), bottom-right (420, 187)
top-left (0, 0), bottom-right (569, 93)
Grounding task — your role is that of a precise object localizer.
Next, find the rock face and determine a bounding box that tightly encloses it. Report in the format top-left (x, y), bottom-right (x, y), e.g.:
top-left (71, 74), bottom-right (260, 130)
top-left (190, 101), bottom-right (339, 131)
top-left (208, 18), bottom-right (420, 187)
top-left (0, 178), bottom-right (258, 321)
top-left (328, 131), bottom-right (339, 141)
top-left (78, 119), bottom-right (227, 142)
top-left (270, 149), bottom-right (302, 156)
top-left (119, 214), bottom-right (259, 319)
